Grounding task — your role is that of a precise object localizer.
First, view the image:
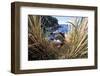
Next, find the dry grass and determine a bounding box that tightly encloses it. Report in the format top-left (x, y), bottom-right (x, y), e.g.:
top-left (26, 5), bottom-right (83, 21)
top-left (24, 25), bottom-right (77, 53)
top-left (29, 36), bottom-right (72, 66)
top-left (28, 15), bottom-right (88, 60)
top-left (64, 17), bottom-right (88, 58)
top-left (28, 15), bottom-right (59, 60)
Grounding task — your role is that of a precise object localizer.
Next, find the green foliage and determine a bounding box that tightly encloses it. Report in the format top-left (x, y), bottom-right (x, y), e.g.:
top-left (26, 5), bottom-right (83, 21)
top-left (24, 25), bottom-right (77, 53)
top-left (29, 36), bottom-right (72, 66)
top-left (41, 16), bottom-right (59, 37)
top-left (41, 16), bottom-right (58, 27)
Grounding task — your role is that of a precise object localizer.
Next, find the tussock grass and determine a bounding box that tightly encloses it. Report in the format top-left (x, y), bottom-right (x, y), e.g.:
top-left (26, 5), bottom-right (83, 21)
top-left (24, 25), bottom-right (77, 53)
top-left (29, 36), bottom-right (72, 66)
top-left (28, 15), bottom-right (88, 60)
top-left (64, 17), bottom-right (88, 58)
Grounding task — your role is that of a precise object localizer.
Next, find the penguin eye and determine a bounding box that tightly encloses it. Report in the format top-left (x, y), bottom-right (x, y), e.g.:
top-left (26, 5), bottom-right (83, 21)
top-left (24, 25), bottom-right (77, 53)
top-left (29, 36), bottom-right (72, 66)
top-left (46, 29), bottom-right (48, 32)
top-left (51, 38), bottom-right (54, 40)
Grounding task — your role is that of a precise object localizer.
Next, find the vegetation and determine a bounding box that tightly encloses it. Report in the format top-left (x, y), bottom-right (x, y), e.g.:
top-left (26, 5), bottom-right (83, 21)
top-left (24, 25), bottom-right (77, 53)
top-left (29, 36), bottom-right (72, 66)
top-left (28, 15), bottom-right (88, 60)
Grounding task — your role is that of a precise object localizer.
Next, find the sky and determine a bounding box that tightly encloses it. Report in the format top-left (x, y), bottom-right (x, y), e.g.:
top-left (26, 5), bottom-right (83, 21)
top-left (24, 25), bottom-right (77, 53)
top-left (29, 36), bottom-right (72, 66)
top-left (53, 16), bottom-right (83, 25)
top-left (53, 16), bottom-right (69, 24)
